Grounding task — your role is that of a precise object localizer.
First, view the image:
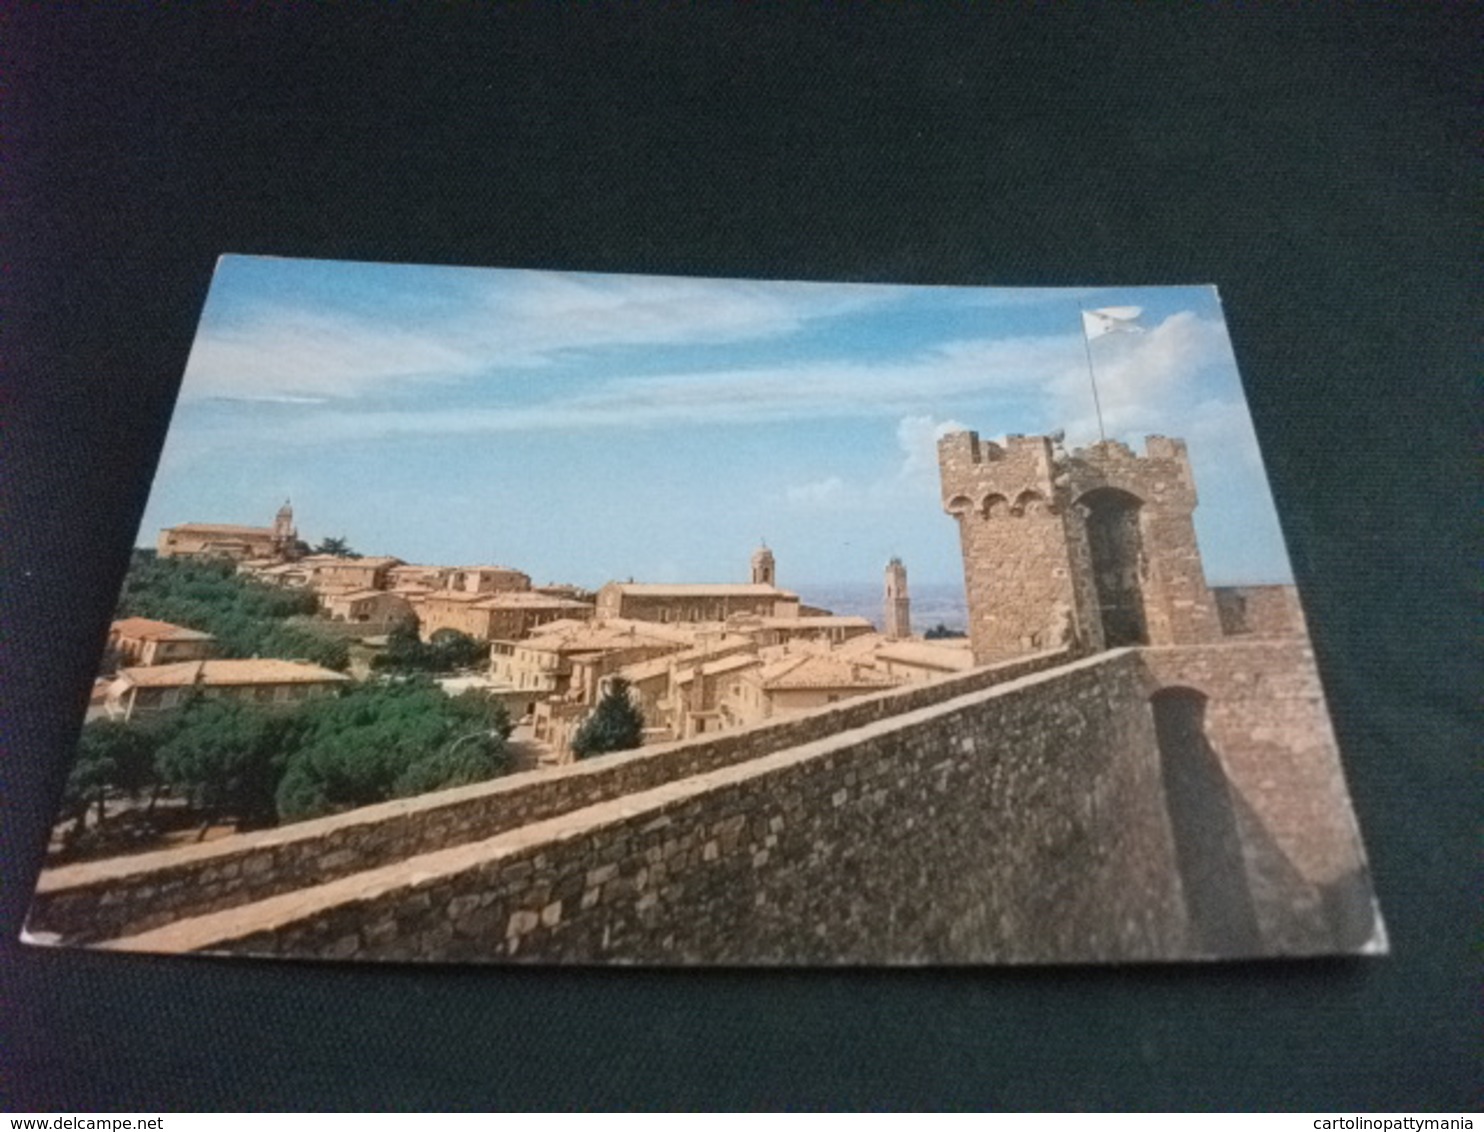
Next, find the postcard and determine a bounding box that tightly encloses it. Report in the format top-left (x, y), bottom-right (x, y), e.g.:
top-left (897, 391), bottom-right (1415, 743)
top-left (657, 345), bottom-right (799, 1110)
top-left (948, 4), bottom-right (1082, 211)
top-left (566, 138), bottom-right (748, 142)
top-left (23, 258), bottom-right (1384, 964)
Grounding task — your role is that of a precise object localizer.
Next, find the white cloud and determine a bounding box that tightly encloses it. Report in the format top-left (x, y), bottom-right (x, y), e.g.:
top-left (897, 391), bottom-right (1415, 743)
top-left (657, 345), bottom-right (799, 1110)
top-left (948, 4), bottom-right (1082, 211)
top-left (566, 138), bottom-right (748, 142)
top-left (179, 270), bottom-right (905, 403)
top-left (784, 414), bottom-right (970, 516)
top-left (258, 333), bottom-right (1080, 445)
top-left (895, 414), bottom-right (970, 480)
top-left (785, 476), bottom-right (848, 508)
top-left (1051, 311), bottom-right (1232, 444)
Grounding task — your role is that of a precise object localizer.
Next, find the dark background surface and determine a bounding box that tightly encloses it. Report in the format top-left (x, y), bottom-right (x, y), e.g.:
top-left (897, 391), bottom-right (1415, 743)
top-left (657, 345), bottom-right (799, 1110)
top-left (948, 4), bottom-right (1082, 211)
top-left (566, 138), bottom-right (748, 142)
top-left (2, 5), bottom-right (1477, 1111)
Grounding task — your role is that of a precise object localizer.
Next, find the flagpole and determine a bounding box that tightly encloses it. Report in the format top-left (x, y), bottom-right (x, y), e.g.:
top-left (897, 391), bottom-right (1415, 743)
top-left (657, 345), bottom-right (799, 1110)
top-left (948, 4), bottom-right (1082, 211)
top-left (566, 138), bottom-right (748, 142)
top-left (1078, 304), bottom-right (1108, 443)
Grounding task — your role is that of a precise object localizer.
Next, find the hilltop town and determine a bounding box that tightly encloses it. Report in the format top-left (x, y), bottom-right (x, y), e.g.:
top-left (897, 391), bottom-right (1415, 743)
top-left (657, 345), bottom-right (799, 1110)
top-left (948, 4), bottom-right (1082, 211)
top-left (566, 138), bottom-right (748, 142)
top-left (71, 499), bottom-right (975, 858)
top-left (34, 429), bottom-right (1378, 965)
top-left (132, 503), bottom-right (972, 744)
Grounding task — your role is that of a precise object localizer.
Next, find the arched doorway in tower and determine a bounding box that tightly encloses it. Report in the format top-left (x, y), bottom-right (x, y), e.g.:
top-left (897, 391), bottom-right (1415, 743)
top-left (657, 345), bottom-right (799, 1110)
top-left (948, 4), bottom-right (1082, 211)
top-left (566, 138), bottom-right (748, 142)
top-left (1079, 487), bottom-right (1148, 647)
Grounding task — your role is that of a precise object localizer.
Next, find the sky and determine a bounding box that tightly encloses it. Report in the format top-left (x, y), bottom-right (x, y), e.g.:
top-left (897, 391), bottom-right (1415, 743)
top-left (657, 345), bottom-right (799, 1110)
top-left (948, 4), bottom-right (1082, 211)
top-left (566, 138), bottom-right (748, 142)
top-left (139, 256), bottom-right (1295, 590)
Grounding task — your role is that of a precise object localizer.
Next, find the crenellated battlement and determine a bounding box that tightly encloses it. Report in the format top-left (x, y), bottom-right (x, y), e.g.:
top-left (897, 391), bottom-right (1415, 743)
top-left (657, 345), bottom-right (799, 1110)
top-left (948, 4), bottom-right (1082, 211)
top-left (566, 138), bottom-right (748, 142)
top-left (939, 431), bottom-right (1062, 518)
top-left (1069, 435), bottom-right (1198, 510)
top-left (940, 428), bottom-right (1222, 663)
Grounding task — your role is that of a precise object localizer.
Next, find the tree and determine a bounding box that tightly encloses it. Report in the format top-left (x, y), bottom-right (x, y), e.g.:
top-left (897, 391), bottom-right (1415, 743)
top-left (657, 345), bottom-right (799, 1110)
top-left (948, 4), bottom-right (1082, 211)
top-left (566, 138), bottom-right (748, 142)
top-left (924, 622), bottom-right (967, 640)
top-left (312, 536), bottom-right (360, 558)
top-left (62, 718), bottom-right (162, 836)
top-left (570, 677), bottom-right (645, 759)
top-left (114, 551), bottom-right (321, 660)
top-left (428, 629), bottom-right (486, 672)
top-left (275, 680), bottom-right (511, 822)
top-left (371, 624), bottom-right (484, 675)
top-left (154, 697), bottom-right (298, 832)
top-left (262, 622), bottom-right (350, 672)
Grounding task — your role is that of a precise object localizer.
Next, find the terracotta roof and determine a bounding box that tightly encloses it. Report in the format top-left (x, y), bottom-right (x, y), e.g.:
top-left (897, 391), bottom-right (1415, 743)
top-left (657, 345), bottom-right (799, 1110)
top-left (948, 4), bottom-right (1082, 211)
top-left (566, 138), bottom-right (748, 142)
top-left (523, 617), bottom-right (595, 637)
top-left (677, 653), bottom-right (762, 681)
top-left (520, 624), bottom-right (682, 655)
top-left (616, 656), bottom-right (674, 683)
top-left (605, 583), bottom-right (799, 599)
top-left (324, 588), bottom-right (407, 603)
top-left (421, 591), bottom-right (490, 605)
top-left (111, 618), bottom-right (215, 642)
top-left (760, 653), bottom-right (897, 691)
top-left (314, 555), bottom-right (403, 569)
top-left (165, 523), bottom-right (276, 537)
top-left (117, 660), bottom-right (350, 688)
top-left (759, 615), bottom-right (873, 629)
top-left (873, 640), bottom-right (975, 671)
top-left (471, 593), bottom-right (593, 610)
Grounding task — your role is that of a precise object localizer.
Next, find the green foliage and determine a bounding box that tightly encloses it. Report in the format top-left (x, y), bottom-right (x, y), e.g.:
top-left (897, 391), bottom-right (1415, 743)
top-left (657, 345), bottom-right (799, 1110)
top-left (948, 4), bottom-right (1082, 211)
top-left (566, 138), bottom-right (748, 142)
top-left (154, 696), bottom-right (299, 828)
top-left (371, 624), bottom-right (484, 675)
top-left (275, 680), bottom-right (511, 822)
top-left (924, 623), bottom-right (967, 640)
top-left (261, 623), bottom-right (350, 672)
top-left (571, 677), bottom-right (645, 760)
top-left (429, 629), bottom-right (487, 672)
top-left (64, 718), bottom-right (162, 825)
top-left (115, 552), bottom-right (346, 669)
top-left (312, 536), bottom-right (359, 558)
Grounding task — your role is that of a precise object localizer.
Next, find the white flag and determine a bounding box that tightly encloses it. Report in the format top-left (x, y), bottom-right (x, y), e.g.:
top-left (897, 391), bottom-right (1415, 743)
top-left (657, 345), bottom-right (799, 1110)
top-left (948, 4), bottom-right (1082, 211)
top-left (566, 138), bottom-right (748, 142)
top-left (1082, 306), bottom-right (1144, 339)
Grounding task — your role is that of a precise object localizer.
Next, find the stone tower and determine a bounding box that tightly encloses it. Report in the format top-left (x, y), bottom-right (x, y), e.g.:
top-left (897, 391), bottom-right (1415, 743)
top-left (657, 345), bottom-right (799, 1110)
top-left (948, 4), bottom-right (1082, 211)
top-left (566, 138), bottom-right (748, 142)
top-left (750, 543), bottom-right (776, 587)
top-left (271, 500), bottom-right (298, 561)
top-left (938, 430), bottom-right (1221, 665)
top-left (884, 557), bottom-right (911, 640)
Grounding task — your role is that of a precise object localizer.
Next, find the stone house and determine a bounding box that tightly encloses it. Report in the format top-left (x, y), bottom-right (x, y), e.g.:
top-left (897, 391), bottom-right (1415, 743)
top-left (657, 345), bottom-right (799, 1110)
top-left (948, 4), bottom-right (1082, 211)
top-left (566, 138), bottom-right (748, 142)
top-left (157, 523), bottom-right (280, 562)
top-left (320, 589), bottom-right (415, 628)
top-left (108, 618), bottom-right (217, 668)
top-left (595, 582), bottom-right (801, 624)
top-left (304, 555), bottom-right (405, 594)
top-left (418, 591), bottom-right (593, 644)
top-left (157, 502), bottom-right (298, 562)
top-left (730, 614), bottom-right (874, 649)
top-left (870, 639), bottom-right (976, 684)
top-left (445, 566), bottom-right (531, 595)
top-left (748, 652), bottom-right (899, 719)
top-left (104, 659), bottom-right (350, 721)
top-left (495, 621), bottom-right (687, 701)
top-left (387, 564), bottom-right (454, 592)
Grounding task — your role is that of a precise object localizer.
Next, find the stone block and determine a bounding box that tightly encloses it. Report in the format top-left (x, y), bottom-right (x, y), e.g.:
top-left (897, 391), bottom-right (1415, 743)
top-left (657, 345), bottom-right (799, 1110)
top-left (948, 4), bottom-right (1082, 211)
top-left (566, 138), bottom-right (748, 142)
top-left (506, 909), bottom-right (539, 937)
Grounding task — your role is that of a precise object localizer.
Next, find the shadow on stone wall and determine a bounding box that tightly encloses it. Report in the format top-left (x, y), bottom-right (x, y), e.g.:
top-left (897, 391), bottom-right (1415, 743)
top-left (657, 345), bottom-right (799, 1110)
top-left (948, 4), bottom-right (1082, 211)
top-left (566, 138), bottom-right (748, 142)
top-left (1153, 685), bottom-right (1376, 957)
top-left (1151, 687), bottom-right (1261, 955)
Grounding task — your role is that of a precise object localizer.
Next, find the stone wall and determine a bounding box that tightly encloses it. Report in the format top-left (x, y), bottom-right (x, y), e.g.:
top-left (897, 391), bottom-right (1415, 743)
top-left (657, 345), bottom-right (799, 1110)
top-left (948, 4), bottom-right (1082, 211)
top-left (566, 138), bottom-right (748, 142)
top-left (1068, 437), bottom-right (1223, 648)
top-left (938, 432), bottom-right (1102, 663)
top-left (31, 649), bottom-right (1069, 944)
top-left (939, 432), bottom-right (1228, 666)
top-left (50, 641), bottom-right (1377, 965)
top-left (108, 651), bottom-right (1195, 964)
top-left (1211, 584), bottom-right (1308, 639)
top-left (1140, 641), bottom-right (1376, 953)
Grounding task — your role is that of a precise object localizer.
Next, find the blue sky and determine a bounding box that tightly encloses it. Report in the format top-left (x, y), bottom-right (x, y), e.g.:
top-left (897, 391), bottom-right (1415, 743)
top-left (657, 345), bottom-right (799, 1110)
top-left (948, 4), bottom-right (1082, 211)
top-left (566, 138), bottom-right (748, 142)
top-left (141, 257), bottom-right (1294, 590)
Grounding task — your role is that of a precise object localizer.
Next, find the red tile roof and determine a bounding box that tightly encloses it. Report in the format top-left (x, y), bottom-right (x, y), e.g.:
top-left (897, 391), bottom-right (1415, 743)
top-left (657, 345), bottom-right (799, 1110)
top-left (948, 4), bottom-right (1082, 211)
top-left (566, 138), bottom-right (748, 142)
top-left (110, 618), bottom-right (215, 642)
top-left (117, 660), bottom-right (350, 688)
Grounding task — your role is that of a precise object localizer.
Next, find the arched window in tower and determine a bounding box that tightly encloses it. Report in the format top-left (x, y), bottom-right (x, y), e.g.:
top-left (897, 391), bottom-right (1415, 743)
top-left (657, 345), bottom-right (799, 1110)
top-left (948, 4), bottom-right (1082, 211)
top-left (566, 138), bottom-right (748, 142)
top-left (1079, 486), bottom-right (1148, 647)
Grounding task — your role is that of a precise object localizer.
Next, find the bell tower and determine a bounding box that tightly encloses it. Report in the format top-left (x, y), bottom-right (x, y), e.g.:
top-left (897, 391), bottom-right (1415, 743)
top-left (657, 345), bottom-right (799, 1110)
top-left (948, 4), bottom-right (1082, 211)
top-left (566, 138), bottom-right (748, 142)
top-left (884, 557), bottom-right (911, 640)
top-left (272, 499), bottom-right (298, 561)
top-left (750, 542), bottom-right (776, 587)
